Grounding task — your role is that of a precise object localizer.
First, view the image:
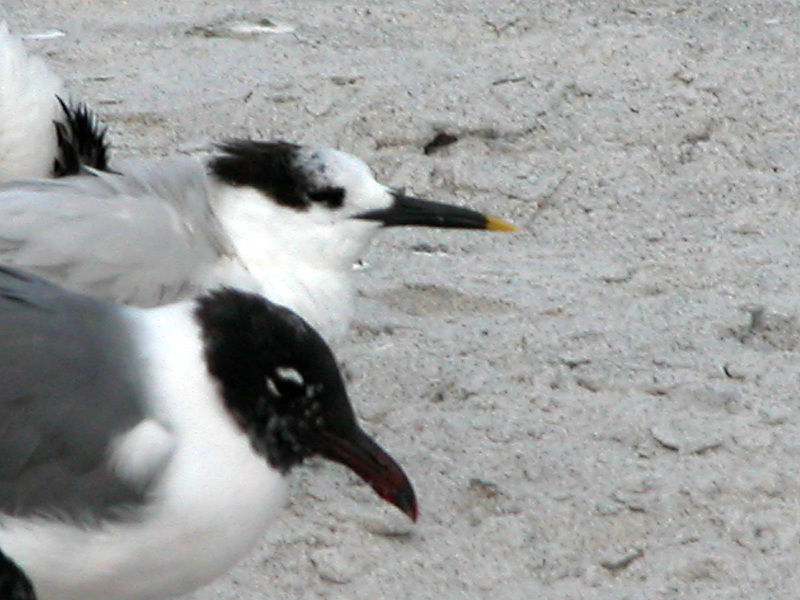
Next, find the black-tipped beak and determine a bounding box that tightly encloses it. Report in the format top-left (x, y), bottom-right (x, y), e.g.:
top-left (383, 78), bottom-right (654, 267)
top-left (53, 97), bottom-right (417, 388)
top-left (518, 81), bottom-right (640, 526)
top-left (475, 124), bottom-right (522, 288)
top-left (356, 193), bottom-right (517, 231)
top-left (320, 426), bottom-right (418, 522)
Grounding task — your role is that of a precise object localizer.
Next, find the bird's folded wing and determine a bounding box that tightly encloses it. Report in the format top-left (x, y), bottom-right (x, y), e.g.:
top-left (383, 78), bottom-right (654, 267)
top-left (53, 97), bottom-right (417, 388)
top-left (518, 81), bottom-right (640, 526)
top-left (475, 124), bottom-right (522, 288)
top-left (0, 160), bottom-right (238, 307)
top-left (0, 267), bottom-right (171, 520)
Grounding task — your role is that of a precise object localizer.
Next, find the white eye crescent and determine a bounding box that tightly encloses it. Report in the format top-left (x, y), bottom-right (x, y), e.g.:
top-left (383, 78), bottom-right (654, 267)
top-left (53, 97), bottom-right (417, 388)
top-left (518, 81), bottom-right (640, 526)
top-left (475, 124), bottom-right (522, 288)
top-left (276, 366), bottom-right (304, 385)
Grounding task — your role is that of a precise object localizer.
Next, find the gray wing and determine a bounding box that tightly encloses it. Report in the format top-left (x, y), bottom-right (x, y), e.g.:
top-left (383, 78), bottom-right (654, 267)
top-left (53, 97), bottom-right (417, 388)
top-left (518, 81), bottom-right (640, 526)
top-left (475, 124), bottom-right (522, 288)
top-left (0, 267), bottom-right (150, 520)
top-left (0, 157), bottom-right (238, 308)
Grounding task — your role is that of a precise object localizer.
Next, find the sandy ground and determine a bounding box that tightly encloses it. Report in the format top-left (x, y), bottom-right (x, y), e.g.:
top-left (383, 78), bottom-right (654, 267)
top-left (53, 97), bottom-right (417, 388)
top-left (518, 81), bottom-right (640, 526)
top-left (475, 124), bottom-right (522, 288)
top-left (5, 1), bottom-right (800, 598)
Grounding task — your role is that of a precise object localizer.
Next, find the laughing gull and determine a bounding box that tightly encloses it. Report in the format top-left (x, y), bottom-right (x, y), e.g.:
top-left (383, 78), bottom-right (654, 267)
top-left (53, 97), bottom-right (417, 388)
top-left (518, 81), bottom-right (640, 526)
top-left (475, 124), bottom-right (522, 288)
top-left (0, 140), bottom-right (516, 340)
top-left (0, 265), bottom-right (416, 600)
top-left (0, 23), bottom-right (108, 181)
top-left (0, 548), bottom-right (35, 600)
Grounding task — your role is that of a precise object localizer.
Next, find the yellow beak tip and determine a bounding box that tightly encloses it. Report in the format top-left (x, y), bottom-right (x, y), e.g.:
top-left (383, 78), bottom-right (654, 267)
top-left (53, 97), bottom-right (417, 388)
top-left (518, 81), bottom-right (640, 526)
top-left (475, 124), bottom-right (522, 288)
top-left (486, 215), bottom-right (519, 232)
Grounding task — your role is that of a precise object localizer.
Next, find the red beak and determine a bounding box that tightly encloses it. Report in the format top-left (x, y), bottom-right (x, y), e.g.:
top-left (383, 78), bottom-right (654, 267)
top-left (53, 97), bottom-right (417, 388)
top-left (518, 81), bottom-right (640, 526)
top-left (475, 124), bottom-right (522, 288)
top-left (319, 426), bottom-right (417, 522)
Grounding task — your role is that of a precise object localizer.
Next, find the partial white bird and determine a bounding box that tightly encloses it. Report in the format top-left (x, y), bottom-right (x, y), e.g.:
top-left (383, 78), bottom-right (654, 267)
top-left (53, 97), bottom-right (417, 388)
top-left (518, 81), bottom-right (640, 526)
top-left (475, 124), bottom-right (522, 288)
top-left (0, 265), bottom-right (416, 600)
top-left (0, 23), bottom-right (108, 181)
top-left (0, 140), bottom-right (516, 340)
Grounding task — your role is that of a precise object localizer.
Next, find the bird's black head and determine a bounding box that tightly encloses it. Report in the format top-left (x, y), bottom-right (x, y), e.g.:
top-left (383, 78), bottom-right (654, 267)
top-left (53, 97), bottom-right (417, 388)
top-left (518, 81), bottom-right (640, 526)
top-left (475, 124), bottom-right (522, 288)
top-left (195, 289), bottom-right (417, 521)
top-left (208, 141), bottom-right (347, 210)
top-left (208, 139), bottom-right (517, 233)
top-left (0, 549), bottom-right (36, 600)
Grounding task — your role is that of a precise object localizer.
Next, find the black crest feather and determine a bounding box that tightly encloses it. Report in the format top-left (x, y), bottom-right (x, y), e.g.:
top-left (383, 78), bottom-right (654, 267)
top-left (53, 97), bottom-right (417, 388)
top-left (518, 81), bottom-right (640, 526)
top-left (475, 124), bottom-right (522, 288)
top-left (208, 140), bottom-right (345, 209)
top-left (53, 97), bottom-right (110, 177)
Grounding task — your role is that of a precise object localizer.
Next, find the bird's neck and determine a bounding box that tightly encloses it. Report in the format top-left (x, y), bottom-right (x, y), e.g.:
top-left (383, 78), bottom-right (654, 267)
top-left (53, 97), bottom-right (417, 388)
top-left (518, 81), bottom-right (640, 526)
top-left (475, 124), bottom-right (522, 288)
top-left (213, 185), bottom-right (370, 340)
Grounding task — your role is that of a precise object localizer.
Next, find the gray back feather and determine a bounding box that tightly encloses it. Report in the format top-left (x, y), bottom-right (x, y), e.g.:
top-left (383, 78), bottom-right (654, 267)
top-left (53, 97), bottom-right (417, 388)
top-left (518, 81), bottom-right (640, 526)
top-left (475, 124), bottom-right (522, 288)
top-left (0, 267), bottom-right (148, 520)
top-left (0, 157), bottom-right (236, 307)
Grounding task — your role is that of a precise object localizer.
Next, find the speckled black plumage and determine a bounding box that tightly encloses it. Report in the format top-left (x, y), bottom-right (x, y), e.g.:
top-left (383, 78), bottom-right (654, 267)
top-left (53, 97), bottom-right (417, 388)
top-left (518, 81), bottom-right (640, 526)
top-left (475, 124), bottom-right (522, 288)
top-left (208, 140), bottom-right (345, 209)
top-left (195, 288), bottom-right (357, 473)
top-left (53, 98), bottom-right (110, 177)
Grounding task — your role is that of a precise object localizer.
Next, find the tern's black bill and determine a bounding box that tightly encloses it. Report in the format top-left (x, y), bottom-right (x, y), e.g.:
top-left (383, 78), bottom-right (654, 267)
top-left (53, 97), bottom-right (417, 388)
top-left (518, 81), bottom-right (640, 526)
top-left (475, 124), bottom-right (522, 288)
top-left (355, 193), bottom-right (517, 231)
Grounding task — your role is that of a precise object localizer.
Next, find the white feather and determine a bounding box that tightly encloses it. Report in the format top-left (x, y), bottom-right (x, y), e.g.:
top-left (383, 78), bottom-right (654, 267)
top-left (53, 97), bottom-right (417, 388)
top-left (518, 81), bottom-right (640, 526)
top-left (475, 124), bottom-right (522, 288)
top-left (109, 420), bottom-right (175, 491)
top-left (213, 181), bottom-right (387, 341)
top-left (0, 22), bottom-right (62, 181)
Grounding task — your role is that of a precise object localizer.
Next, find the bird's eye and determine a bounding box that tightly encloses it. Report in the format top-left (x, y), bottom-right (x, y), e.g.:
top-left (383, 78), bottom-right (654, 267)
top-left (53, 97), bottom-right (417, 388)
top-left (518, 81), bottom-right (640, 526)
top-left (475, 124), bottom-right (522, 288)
top-left (307, 187), bottom-right (345, 208)
top-left (267, 367), bottom-right (307, 402)
top-left (276, 378), bottom-right (305, 397)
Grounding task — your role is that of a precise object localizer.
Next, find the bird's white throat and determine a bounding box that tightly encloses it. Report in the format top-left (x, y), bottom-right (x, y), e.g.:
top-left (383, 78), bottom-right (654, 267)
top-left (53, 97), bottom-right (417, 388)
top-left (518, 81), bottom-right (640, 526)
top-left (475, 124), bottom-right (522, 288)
top-left (213, 184), bottom-right (380, 340)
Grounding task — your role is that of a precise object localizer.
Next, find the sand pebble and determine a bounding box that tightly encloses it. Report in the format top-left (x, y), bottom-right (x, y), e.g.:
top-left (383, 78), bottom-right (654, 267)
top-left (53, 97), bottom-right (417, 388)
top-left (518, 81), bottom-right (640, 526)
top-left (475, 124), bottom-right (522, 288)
top-left (730, 508), bottom-right (800, 553)
top-left (20, 29), bottom-right (65, 40)
top-left (595, 502), bottom-right (622, 516)
top-left (734, 468), bottom-right (784, 497)
top-left (667, 385), bottom-right (744, 414)
top-left (358, 513), bottom-right (415, 537)
top-left (642, 227), bottom-right (666, 242)
top-left (187, 17), bottom-right (295, 39)
top-left (722, 361), bottom-right (747, 380)
top-left (651, 417), bottom-right (727, 454)
top-left (758, 405), bottom-right (792, 426)
top-left (732, 428), bottom-right (774, 451)
top-left (599, 547), bottom-right (644, 572)
top-left (596, 263), bottom-right (633, 283)
top-left (308, 548), bottom-right (362, 584)
top-left (575, 376), bottom-right (605, 392)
